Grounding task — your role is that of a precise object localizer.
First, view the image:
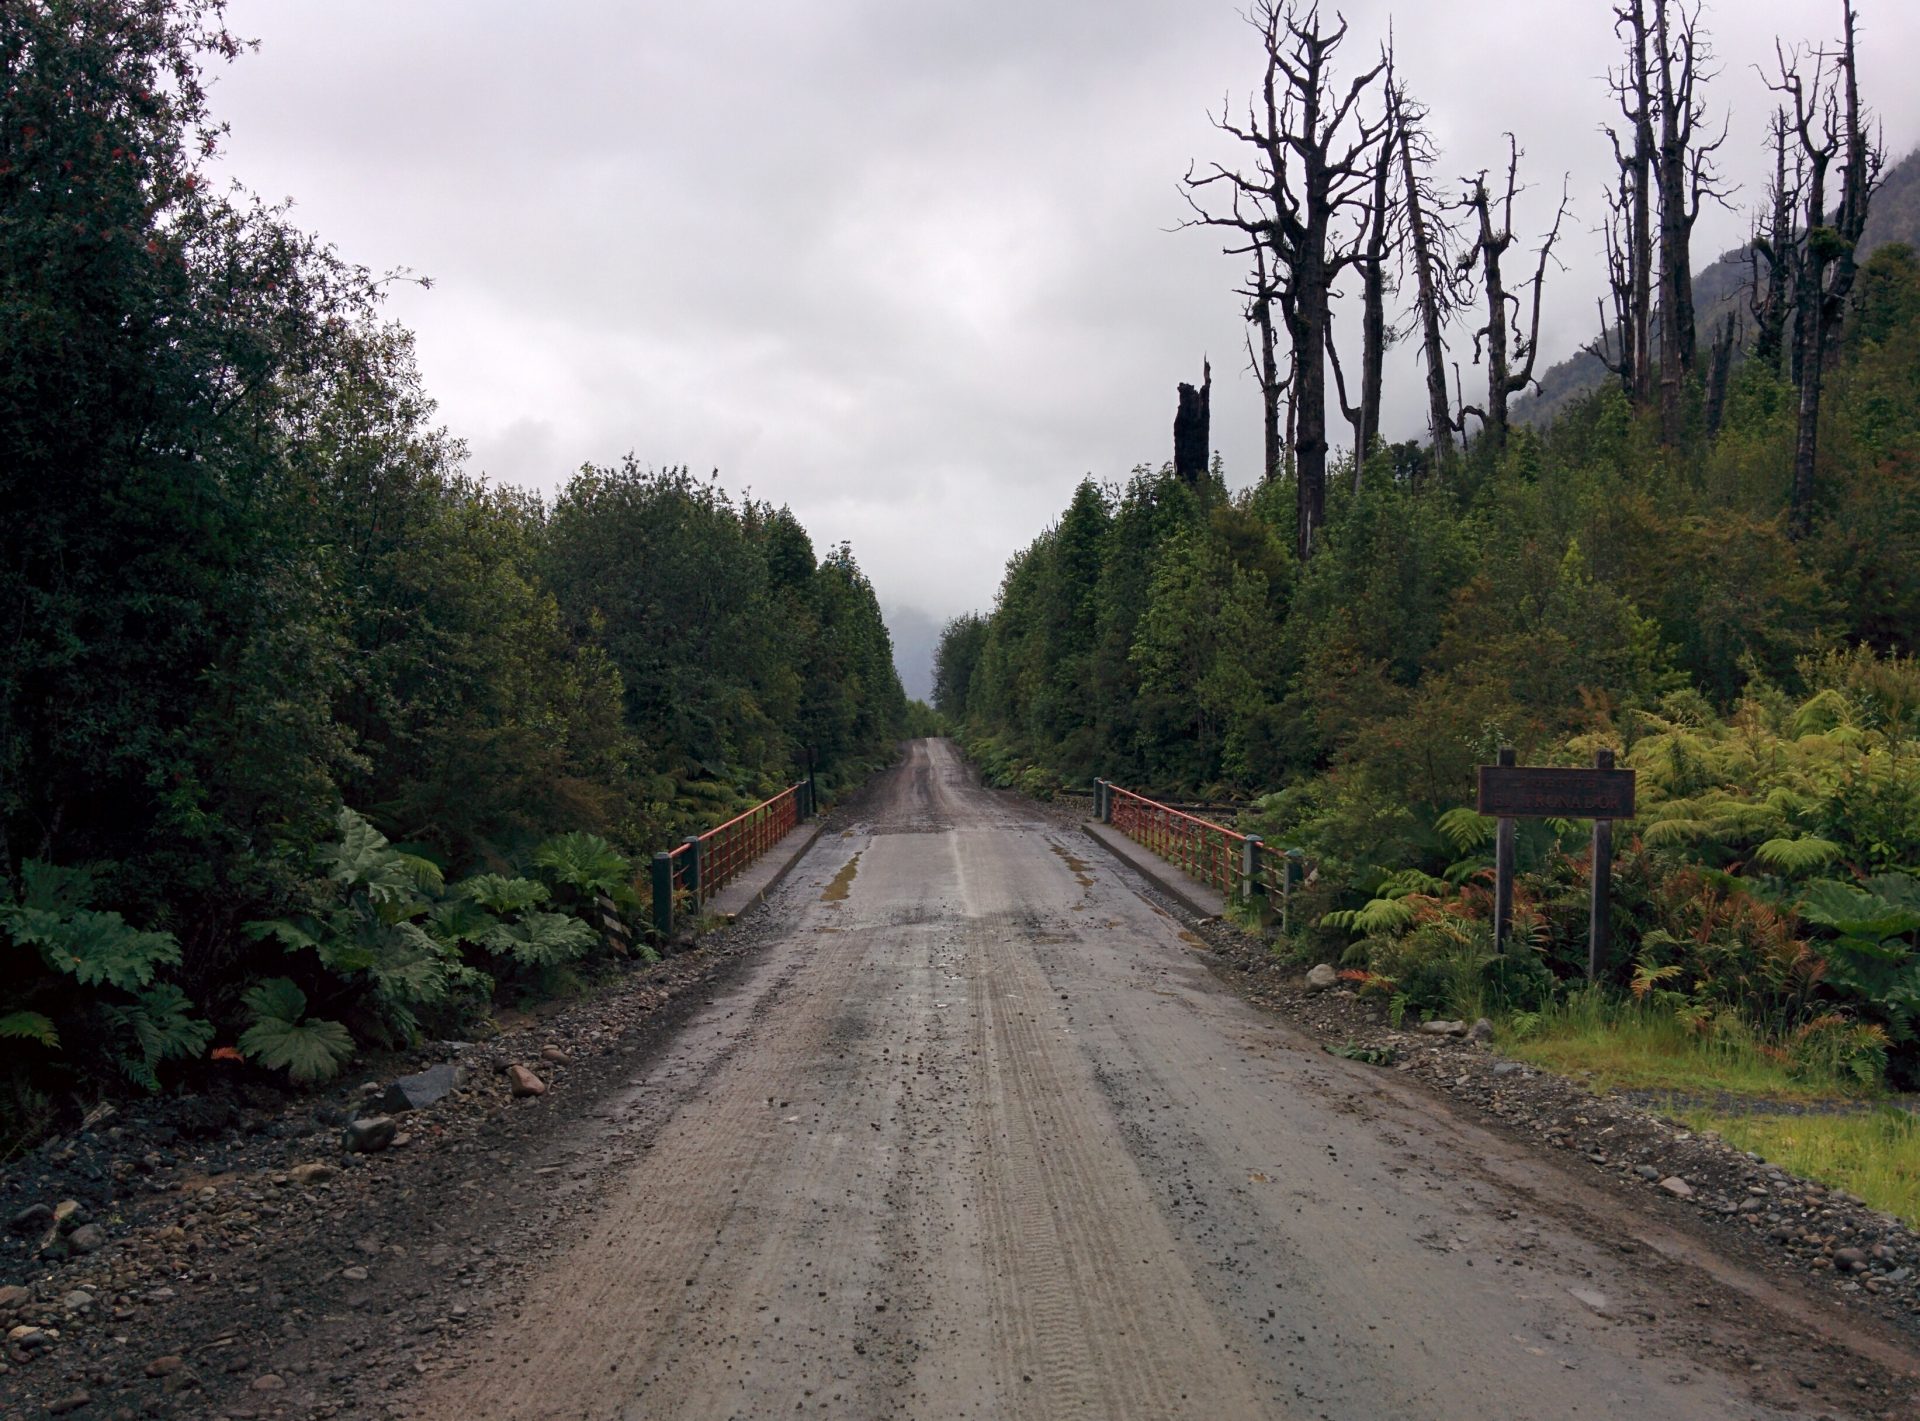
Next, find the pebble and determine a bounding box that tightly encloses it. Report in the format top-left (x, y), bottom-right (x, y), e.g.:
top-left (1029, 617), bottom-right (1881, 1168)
top-left (252, 1373), bottom-right (286, 1391)
top-left (507, 1065), bottom-right (547, 1098)
top-left (343, 1115), bottom-right (398, 1154)
top-left (0, 1284), bottom-right (30, 1310)
top-left (47, 1391), bottom-right (91, 1414)
top-left (67, 1222), bottom-right (107, 1253)
top-left (539, 1045), bottom-right (573, 1065)
top-left (1659, 1176), bottom-right (1695, 1200)
top-left (288, 1162), bottom-right (339, 1186)
top-left (146, 1356), bottom-right (184, 1377)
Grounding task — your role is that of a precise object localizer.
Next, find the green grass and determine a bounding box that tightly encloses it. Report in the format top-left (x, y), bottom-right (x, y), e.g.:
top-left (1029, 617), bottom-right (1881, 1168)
top-left (1684, 1108), bottom-right (1920, 1228)
top-left (1503, 989), bottom-right (1868, 1103)
top-left (1500, 987), bottom-right (1920, 1224)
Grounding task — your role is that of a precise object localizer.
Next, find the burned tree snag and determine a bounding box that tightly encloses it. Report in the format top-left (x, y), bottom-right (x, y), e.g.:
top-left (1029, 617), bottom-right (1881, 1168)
top-left (1173, 361), bottom-right (1212, 483)
top-left (1772, 0), bottom-right (1882, 539)
top-left (1182, 1), bottom-right (1387, 559)
top-left (1651, 0), bottom-right (1727, 443)
top-left (1457, 138), bottom-right (1570, 451)
top-left (1592, 0), bottom-right (1656, 410)
top-left (1393, 81), bottom-right (1460, 465)
top-left (1748, 108), bottom-right (1798, 376)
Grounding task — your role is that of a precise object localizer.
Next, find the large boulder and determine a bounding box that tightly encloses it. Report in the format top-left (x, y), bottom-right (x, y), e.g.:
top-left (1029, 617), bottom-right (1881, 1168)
top-left (376, 1062), bottom-right (466, 1115)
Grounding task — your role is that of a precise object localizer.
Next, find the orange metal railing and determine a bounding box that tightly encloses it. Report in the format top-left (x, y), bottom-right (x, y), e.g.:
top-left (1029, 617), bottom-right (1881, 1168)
top-left (1101, 781), bottom-right (1305, 926)
top-left (1107, 784), bottom-right (1245, 894)
top-left (672, 783), bottom-right (804, 908)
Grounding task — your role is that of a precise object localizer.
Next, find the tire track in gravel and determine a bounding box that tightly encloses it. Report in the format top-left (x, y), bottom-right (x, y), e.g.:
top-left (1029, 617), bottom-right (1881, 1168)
top-left (399, 739), bottom-right (1912, 1420)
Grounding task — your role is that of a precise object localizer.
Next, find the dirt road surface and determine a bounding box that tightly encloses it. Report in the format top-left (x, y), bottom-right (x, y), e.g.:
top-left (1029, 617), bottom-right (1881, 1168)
top-left (404, 740), bottom-right (1912, 1420)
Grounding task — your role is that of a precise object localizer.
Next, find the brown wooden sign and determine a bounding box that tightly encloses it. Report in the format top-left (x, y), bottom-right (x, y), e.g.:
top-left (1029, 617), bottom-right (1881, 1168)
top-left (1476, 764), bottom-right (1636, 820)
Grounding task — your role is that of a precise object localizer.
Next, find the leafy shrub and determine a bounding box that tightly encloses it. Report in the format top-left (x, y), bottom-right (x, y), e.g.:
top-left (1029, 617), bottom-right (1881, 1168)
top-left (1, 862), bottom-right (211, 1091)
top-left (246, 808), bottom-right (489, 1051)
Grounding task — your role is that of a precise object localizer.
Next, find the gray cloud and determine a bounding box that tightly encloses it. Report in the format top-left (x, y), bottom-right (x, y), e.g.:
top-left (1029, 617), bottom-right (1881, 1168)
top-left (213, 0), bottom-right (1920, 653)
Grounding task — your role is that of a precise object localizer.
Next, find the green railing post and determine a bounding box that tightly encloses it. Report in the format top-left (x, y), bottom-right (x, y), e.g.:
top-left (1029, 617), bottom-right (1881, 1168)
top-left (652, 851), bottom-right (674, 941)
top-left (1243, 834), bottom-right (1265, 910)
top-left (682, 836), bottom-right (702, 905)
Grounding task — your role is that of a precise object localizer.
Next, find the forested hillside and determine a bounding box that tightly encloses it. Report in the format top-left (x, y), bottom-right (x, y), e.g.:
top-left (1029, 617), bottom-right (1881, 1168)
top-left (943, 0), bottom-right (1920, 1088)
top-left (0, 3), bottom-right (904, 1142)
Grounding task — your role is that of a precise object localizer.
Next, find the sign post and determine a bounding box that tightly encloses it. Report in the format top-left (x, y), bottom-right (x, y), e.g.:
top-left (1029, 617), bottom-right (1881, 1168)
top-left (1588, 749), bottom-right (1615, 981)
top-left (1475, 748), bottom-right (1635, 972)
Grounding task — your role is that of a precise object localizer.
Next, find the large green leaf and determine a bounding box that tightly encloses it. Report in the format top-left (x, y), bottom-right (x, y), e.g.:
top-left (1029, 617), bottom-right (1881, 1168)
top-left (0, 1011), bottom-right (59, 1048)
top-left (1751, 836), bottom-right (1844, 874)
top-left (18, 908), bottom-right (181, 990)
top-left (481, 911), bottom-right (597, 968)
top-left (17, 859), bottom-right (97, 913)
top-left (1800, 879), bottom-right (1920, 941)
top-left (238, 1013), bottom-right (355, 1084)
top-left (320, 807), bottom-right (434, 905)
top-left (241, 976), bottom-right (309, 1026)
top-left (532, 832), bottom-right (631, 896)
top-left (456, 873), bottom-right (550, 915)
top-left (429, 897), bottom-right (496, 945)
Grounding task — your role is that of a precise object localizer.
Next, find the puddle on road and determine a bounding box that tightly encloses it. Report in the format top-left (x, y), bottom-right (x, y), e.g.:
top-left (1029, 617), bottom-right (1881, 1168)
top-left (1049, 842), bottom-right (1096, 888)
top-left (821, 853), bottom-right (861, 902)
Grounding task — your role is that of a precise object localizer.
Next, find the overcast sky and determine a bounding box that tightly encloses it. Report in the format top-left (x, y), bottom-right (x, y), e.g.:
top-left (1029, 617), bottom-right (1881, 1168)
top-left (210, 1), bottom-right (1920, 698)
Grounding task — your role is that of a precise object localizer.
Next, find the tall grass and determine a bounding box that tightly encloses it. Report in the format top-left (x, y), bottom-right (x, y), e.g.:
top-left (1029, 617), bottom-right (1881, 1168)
top-left (1504, 987), bottom-right (1870, 1102)
top-left (1686, 1108), bottom-right (1920, 1229)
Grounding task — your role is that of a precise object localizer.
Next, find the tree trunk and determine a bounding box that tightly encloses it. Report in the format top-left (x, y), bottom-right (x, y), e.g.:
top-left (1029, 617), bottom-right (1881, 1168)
top-left (1255, 297), bottom-right (1282, 483)
top-left (1625, 0), bottom-right (1656, 409)
top-left (1172, 362), bottom-right (1211, 484)
top-left (1396, 88), bottom-right (1456, 465)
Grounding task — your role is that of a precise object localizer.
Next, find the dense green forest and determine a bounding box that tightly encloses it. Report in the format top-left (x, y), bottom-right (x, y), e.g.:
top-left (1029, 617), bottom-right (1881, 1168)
top-left (941, 0), bottom-right (1920, 1087)
top-left (0, 3), bottom-right (905, 1139)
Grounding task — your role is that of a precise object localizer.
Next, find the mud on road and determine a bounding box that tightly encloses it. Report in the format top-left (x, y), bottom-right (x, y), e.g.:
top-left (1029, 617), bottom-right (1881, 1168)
top-left (11, 738), bottom-right (1920, 1420)
top-left (396, 739), bottom-right (1920, 1420)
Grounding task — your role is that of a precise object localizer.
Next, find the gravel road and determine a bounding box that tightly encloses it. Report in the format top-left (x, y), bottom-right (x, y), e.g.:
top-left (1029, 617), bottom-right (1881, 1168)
top-left (394, 738), bottom-right (1911, 1420)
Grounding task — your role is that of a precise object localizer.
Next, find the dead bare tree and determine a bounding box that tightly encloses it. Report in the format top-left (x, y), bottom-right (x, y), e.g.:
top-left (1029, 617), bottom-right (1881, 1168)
top-left (1591, 0), bottom-right (1657, 409)
top-left (1651, 0), bottom-right (1729, 441)
top-left (1350, 56), bottom-right (1399, 485)
top-left (1456, 137), bottom-right (1571, 450)
top-left (1747, 107), bottom-right (1799, 375)
top-left (1770, 0), bottom-right (1882, 538)
top-left (1183, 0), bottom-right (1387, 559)
top-left (1391, 81), bottom-right (1464, 466)
top-left (1239, 238), bottom-right (1290, 485)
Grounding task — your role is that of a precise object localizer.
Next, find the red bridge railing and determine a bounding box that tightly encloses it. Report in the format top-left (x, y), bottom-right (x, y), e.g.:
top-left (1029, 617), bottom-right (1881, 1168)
top-left (1098, 780), bottom-right (1305, 929)
top-left (1108, 785), bottom-right (1243, 894)
top-left (654, 781), bottom-right (811, 938)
